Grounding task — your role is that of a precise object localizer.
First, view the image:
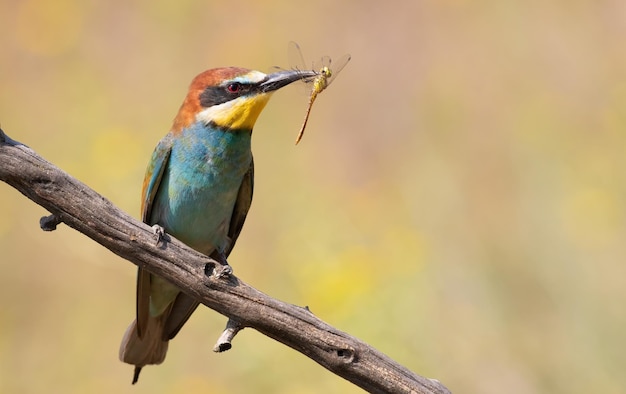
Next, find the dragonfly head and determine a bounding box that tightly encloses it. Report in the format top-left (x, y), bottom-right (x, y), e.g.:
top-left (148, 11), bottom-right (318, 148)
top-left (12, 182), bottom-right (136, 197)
top-left (320, 66), bottom-right (332, 79)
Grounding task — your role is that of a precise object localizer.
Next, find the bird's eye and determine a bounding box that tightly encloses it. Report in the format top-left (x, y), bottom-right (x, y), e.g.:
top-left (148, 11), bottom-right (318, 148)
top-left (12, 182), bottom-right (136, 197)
top-left (227, 83), bottom-right (242, 93)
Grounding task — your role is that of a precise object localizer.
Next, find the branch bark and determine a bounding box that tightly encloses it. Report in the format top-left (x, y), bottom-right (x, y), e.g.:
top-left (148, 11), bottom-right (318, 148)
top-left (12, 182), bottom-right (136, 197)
top-left (0, 128), bottom-right (451, 394)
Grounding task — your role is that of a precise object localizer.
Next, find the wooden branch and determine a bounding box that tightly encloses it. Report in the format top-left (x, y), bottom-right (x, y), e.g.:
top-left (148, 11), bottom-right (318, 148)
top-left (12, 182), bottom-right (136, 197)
top-left (0, 127), bottom-right (451, 394)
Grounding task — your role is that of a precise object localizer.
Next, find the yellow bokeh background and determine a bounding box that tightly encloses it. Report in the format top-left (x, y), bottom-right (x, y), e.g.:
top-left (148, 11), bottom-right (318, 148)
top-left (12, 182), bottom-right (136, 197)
top-left (1, 1), bottom-right (626, 393)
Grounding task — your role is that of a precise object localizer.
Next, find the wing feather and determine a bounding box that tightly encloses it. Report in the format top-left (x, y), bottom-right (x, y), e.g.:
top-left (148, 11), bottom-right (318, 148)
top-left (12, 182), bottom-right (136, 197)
top-left (136, 134), bottom-right (173, 337)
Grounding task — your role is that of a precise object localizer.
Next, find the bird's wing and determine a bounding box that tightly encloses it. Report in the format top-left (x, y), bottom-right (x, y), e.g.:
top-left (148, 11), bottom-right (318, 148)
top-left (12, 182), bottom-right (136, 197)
top-left (141, 133), bottom-right (173, 223)
top-left (163, 158), bottom-right (254, 340)
top-left (136, 134), bottom-right (173, 338)
top-left (163, 293), bottom-right (200, 340)
top-left (226, 157), bottom-right (254, 256)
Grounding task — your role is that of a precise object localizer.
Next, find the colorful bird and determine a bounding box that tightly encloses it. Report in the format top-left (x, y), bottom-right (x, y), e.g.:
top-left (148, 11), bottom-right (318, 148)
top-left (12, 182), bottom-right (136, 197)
top-left (118, 67), bottom-right (317, 384)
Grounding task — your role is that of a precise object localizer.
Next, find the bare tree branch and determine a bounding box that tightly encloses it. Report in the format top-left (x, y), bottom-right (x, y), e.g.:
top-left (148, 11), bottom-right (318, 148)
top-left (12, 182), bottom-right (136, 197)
top-left (0, 128), bottom-right (451, 394)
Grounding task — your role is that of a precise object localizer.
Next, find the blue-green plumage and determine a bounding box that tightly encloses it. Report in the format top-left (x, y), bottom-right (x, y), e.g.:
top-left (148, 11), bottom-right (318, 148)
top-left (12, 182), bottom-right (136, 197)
top-left (143, 121), bottom-right (253, 320)
top-left (151, 121), bottom-right (252, 255)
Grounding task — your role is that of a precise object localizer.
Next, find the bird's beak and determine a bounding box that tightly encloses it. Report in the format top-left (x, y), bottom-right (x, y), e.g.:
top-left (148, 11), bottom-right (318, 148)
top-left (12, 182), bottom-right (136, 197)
top-left (260, 69), bottom-right (318, 93)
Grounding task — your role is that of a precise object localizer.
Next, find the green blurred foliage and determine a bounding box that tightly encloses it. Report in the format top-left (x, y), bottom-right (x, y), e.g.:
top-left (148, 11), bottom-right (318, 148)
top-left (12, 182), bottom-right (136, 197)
top-left (1, 0), bottom-right (626, 393)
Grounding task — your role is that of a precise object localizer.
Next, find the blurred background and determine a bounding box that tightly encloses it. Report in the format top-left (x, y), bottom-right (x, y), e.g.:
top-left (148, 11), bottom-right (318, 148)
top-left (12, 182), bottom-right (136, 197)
top-left (1, 1), bottom-right (625, 393)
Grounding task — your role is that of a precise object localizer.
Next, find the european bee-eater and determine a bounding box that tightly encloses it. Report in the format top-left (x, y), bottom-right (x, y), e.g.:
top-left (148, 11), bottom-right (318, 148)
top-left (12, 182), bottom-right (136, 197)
top-left (119, 67), bottom-right (317, 383)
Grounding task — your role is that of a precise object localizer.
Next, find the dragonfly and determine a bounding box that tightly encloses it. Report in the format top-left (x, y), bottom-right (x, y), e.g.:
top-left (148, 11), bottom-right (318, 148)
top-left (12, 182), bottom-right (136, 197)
top-left (288, 41), bottom-right (351, 144)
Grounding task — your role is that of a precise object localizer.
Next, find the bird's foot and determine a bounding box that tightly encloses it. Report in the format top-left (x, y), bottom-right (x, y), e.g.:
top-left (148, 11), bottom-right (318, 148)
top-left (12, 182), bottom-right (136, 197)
top-left (212, 263), bottom-right (233, 279)
top-left (207, 250), bottom-right (233, 279)
top-left (151, 224), bottom-right (165, 246)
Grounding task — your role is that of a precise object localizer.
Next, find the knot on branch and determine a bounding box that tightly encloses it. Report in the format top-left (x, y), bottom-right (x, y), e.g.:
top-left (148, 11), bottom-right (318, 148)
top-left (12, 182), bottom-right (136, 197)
top-left (40, 214), bottom-right (63, 231)
top-left (331, 346), bottom-right (356, 364)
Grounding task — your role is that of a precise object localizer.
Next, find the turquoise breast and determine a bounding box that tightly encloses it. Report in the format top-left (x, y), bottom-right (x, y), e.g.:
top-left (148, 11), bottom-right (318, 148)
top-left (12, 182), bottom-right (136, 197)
top-left (151, 121), bottom-right (252, 255)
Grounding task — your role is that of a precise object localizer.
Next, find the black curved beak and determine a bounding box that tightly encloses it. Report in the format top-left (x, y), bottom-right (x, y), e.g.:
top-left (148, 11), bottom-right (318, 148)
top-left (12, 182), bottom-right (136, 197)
top-left (260, 69), bottom-right (317, 93)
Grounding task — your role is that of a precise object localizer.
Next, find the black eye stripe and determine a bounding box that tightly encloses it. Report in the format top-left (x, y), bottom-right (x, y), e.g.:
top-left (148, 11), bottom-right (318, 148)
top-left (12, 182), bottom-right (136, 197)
top-left (199, 83), bottom-right (256, 108)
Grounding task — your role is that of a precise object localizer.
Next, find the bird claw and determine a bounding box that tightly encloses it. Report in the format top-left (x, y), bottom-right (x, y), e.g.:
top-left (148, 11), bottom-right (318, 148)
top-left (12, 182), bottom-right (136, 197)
top-left (151, 224), bottom-right (165, 245)
top-left (207, 250), bottom-right (233, 279)
top-left (212, 264), bottom-right (233, 279)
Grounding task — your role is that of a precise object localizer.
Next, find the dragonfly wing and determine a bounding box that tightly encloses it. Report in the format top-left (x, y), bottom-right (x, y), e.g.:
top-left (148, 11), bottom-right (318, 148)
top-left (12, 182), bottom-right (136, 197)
top-left (288, 41), bottom-right (308, 71)
top-left (314, 55), bottom-right (332, 71)
top-left (326, 54), bottom-right (351, 85)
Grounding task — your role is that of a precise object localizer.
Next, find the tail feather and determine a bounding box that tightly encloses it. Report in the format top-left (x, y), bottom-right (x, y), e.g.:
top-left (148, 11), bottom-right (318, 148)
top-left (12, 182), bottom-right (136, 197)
top-left (119, 315), bottom-right (169, 383)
